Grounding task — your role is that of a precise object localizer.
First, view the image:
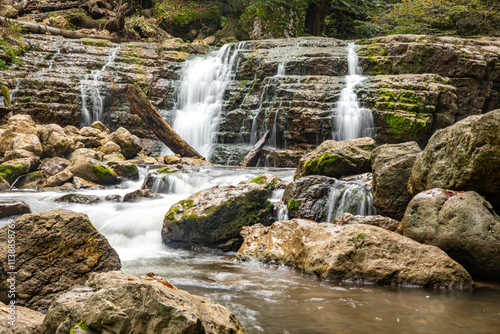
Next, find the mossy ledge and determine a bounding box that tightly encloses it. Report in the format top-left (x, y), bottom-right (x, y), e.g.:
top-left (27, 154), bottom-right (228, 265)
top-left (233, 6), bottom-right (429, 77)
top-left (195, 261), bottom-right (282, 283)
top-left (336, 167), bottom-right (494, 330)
top-left (304, 153), bottom-right (339, 176)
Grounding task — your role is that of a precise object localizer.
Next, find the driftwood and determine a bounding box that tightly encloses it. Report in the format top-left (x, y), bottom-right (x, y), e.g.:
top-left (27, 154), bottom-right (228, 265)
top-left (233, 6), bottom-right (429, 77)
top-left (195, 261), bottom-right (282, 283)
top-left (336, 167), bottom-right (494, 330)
top-left (126, 84), bottom-right (204, 159)
top-left (69, 14), bottom-right (124, 32)
top-left (0, 16), bottom-right (131, 43)
top-left (239, 131), bottom-right (270, 167)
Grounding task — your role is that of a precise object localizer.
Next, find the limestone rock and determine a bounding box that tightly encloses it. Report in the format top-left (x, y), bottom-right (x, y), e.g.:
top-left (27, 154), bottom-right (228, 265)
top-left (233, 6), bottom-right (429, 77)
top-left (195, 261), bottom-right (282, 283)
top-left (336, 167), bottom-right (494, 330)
top-left (123, 189), bottom-right (162, 202)
top-left (109, 127), bottom-right (142, 159)
top-left (69, 157), bottom-right (117, 185)
top-left (0, 301), bottom-right (44, 334)
top-left (73, 177), bottom-right (105, 190)
top-left (6, 115), bottom-right (37, 135)
top-left (40, 157), bottom-right (71, 176)
top-left (180, 157), bottom-right (213, 166)
top-left (407, 110), bottom-right (500, 211)
top-left (8, 134), bottom-right (43, 157)
top-left (0, 159), bottom-right (31, 184)
top-left (333, 213), bottom-right (399, 232)
top-left (55, 193), bottom-right (102, 205)
top-left (42, 271), bottom-right (247, 334)
top-left (38, 124), bottom-right (72, 157)
top-left (90, 121), bottom-right (110, 134)
top-left (44, 168), bottom-right (73, 188)
top-left (0, 209), bottom-right (121, 312)
top-left (109, 162), bottom-right (139, 180)
top-left (0, 200), bottom-right (31, 219)
top-left (399, 189), bottom-right (500, 279)
top-left (162, 183), bottom-right (273, 251)
top-left (16, 171), bottom-right (44, 189)
top-left (164, 154), bottom-right (181, 164)
top-left (67, 148), bottom-right (104, 163)
top-left (99, 141), bottom-right (121, 155)
top-left (371, 142), bottom-right (422, 220)
top-left (294, 138), bottom-right (375, 180)
top-left (240, 173), bottom-right (287, 192)
top-left (237, 219), bottom-right (472, 288)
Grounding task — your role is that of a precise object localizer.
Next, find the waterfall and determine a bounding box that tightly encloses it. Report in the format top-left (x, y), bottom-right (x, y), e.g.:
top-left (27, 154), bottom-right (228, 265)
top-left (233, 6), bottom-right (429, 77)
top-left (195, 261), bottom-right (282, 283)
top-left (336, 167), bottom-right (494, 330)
top-left (171, 42), bottom-right (247, 161)
top-left (80, 45), bottom-right (121, 126)
top-left (325, 173), bottom-right (376, 222)
top-left (334, 43), bottom-right (374, 141)
top-left (277, 62), bottom-right (286, 76)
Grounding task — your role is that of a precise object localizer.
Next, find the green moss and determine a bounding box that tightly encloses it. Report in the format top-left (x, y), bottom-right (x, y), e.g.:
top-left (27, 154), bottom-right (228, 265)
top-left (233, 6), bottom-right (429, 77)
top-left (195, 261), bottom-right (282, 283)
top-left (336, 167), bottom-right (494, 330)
top-left (96, 249), bottom-right (103, 254)
top-left (158, 167), bottom-right (178, 174)
top-left (92, 165), bottom-right (114, 179)
top-left (287, 200), bottom-right (301, 212)
top-left (304, 153), bottom-right (339, 176)
top-left (385, 113), bottom-right (406, 135)
top-left (250, 176), bottom-right (263, 184)
top-left (81, 38), bottom-right (111, 47)
top-left (166, 207), bottom-right (181, 220)
top-left (0, 162), bottom-right (29, 184)
top-left (119, 164), bottom-right (139, 178)
top-left (87, 220), bottom-right (94, 229)
top-left (357, 233), bottom-right (365, 239)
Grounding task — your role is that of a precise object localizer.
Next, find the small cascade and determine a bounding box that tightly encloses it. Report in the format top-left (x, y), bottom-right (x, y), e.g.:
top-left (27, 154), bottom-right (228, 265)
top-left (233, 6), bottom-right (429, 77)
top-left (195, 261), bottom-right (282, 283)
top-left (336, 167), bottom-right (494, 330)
top-left (274, 201), bottom-right (289, 221)
top-left (333, 43), bottom-right (374, 141)
top-left (249, 77), bottom-right (281, 146)
top-left (276, 62), bottom-right (286, 76)
top-left (325, 173), bottom-right (376, 222)
top-left (268, 106), bottom-right (280, 148)
top-left (170, 42), bottom-right (247, 161)
top-left (250, 116), bottom-right (258, 145)
top-left (80, 45), bottom-right (121, 126)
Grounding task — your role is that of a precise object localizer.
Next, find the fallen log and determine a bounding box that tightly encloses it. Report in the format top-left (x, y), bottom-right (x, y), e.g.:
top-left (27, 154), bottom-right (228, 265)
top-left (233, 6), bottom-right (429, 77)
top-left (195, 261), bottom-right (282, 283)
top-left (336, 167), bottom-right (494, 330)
top-left (25, 2), bottom-right (85, 13)
top-left (0, 16), bottom-right (131, 43)
top-left (239, 131), bottom-right (270, 167)
top-left (126, 84), bottom-right (204, 159)
top-left (69, 14), bottom-right (124, 32)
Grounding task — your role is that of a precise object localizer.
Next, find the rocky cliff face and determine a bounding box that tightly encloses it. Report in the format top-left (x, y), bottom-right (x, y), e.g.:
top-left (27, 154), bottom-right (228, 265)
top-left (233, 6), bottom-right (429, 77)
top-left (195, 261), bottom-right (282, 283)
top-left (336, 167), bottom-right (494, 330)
top-left (2, 34), bottom-right (499, 164)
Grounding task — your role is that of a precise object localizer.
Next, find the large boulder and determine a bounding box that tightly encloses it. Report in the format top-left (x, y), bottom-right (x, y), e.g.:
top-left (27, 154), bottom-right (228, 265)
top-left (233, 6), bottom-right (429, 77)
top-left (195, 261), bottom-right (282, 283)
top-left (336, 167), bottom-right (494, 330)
top-left (237, 219), bottom-right (473, 288)
top-left (399, 189), bottom-right (500, 279)
top-left (0, 301), bottom-right (44, 334)
top-left (294, 138), bottom-right (375, 180)
top-left (109, 127), bottom-right (142, 159)
top-left (0, 159), bottom-right (31, 184)
top-left (123, 189), bottom-right (162, 202)
top-left (42, 271), bottom-right (246, 334)
top-left (40, 157), bottom-right (71, 176)
top-left (69, 157), bottom-right (117, 185)
top-left (67, 148), bottom-right (103, 163)
top-left (0, 209), bottom-right (121, 312)
top-left (0, 200), bottom-right (31, 219)
top-left (333, 213), bottom-right (400, 232)
top-left (407, 110), bottom-right (500, 211)
top-left (162, 183), bottom-right (273, 251)
top-left (8, 134), bottom-right (43, 157)
top-left (371, 141), bottom-right (422, 220)
top-left (37, 123), bottom-right (72, 157)
top-left (55, 193), bottom-right (102, 204)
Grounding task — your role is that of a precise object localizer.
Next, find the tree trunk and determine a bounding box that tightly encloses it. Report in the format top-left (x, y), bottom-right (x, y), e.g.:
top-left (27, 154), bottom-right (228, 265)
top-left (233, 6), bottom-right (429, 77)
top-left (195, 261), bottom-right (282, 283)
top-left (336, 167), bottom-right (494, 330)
top-left (305, 0), bottom-right (329, 35)
top-left (0, 16), bottom-right (131, 43)
top-left (70, 14), bottom-right (124, 32)
top-left (239, 131), bottom-right (270, 167)
top-left (126, 84), bottom-right (204, 159)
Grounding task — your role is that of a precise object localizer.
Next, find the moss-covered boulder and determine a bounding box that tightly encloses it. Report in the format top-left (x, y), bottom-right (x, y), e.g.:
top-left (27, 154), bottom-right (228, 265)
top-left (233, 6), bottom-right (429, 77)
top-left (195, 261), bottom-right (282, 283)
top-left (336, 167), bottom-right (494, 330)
top-left (240, 173), bottom-right (287, 192)
top-left (109, 162), bottom-right (139, 180)
top-left (162, 183), bottom-right (273, 251)
top-left (0, 159), bottom-right (31, 184)
top-left (69, 157), bottom-right (117, 185)
top-left (294, 137), bottom-right (375, 180)
top-left (408, 109), bottom-right (500, 211)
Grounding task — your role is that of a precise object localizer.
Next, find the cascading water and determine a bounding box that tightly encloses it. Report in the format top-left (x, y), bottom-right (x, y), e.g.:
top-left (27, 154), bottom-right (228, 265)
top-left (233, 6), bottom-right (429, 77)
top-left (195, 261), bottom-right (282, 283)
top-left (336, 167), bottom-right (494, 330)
top-left (276, 62), bottom-right (286, 76)
top-left (325, 173), bottom-right (376, 222)
top-left (333, 43), bottom-right (374, 141)
top-left (170, 42), bottom-right (247, 161)
top-left (80, 45), bottom-right (121, 126)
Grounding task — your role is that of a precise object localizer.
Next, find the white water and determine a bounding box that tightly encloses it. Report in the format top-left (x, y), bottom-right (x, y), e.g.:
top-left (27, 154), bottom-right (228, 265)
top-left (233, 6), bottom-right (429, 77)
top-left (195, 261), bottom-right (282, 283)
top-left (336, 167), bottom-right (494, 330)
top-left (276, 62), bottom-right (286, 76)
top-left (170, 42), bottom-right (247, 161)
top-left (325, 173), bottom-right (376, 222)
top-left (80, 45), bottom-right (121, 126)
top-left (334, 43), bottom-right (374, 141)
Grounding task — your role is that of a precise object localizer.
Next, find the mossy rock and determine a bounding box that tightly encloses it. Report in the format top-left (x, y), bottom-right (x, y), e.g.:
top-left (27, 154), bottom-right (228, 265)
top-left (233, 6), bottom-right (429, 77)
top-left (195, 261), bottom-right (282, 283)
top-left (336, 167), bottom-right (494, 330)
top-left (91, 165), bottom-right (117, 185)
top-left (0, 161), bottom-right (30, 184)
top-left (81, 38), bottom-right (112, 48)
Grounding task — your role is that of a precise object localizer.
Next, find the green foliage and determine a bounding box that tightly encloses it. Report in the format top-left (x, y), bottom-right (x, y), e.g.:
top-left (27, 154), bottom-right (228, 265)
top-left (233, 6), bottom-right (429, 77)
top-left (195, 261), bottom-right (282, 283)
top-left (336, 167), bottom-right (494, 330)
top-left (0, 21), bottom-right (25, 70)
top-left (157, 166), bottom-right (178, 173)
top-left (154, 0), bottom-right (222, 26)
top-left (287, 199), bottom-right (301, 211)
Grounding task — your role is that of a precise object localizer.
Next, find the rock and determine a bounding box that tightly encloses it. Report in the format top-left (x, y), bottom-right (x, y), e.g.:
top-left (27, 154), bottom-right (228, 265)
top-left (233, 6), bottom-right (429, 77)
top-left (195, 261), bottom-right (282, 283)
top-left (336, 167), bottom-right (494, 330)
top-left (16, 171), bottom-right (45, 189)
top-left (103, 152), bottom-right (126, 164)
top-left (294, 138), bottom-right (376, 180)
top-left (260, 148), bottom-right (305, 168)
top-left (0, 209), bottom-right (121, 312)
top-left (64, 125), bottom-right (79, 136)
top-left (8, 134), bottom-right (43, 157)
top-left (407, 110), bottom-right (500, 211)
top-left (43, 16), bottom-right (66, 29)
top-left (123, 189), bottom-right (162, 202)
top-left (237, 219), bottom-right (473, 288)
top-left (42, 271), bottom-right (247, 334)
top-left (40, 157), bottom-right (71, 176)
top-left (163, 154), bottom-right (181, 164)
top-left (38, 124), bottom-right (72, 157)
top-left (109, 162), bottom-right (139, 180)
top-left (0, 5), bottom-right (17, 18)
top-left (203, 36), bottom-right (216, 45)
top-left (0, 160), bottom-right (31, 184)
top-left (105, 194), bottom-right (122, 202)
top-left (3, 149), bottom-right (39, 163)
top-left (109, 127), bottom-right (142, 159)
top-left (399, 189), bottom-right (500, 279)
top-left (69, 157), bottom-right (117, 185)
top-left (90, 121), bottom-right (110, 134)
top-left (6, 115), bottom-right (37, 135)
top-left (0, 301), bottom-right (44, 334)
top-left (240, 173), bottom-right (287, 192)
top-left (78, 126), bottom-right (101, 138)
top-left (0, 200), bottom-right (31, 219)
top-left (333, 213), bottom-right (399, 232)
top-left (180, 157), bottom-right (213, 166)
top-left (73, 177), bottom-right (105, 190)
top-left (99, 141), bottom-right (121, 155)
top-left (371, 142), bottom-right (422, 220)
top-left (44, 168), bottom-right (73, 188)
top-left (67, 148), bottom-right (103, 163)
top-left (162, 183), bottom-right (273, 251)
top-left (55, 193), bottom-right (102, 205)
top-left (127, 154), bottom-right (159, 165)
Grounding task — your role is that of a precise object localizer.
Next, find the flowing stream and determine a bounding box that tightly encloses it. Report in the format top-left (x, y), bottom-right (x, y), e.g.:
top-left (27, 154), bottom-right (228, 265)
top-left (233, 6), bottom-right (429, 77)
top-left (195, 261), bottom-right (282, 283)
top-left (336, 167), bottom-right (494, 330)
top-left (1, 167), bottom-right (499, 333)
top-left (334, 43), bottom-right (374, 141)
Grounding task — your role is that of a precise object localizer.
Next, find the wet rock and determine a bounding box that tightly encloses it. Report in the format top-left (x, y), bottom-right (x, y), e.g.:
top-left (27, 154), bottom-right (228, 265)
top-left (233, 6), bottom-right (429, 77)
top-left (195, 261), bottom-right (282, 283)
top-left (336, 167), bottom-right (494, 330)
top-left (73, 177), bottom-right (105, 190)
top-left (237, 219), bottom-right (473, 288)
top-left (38, 124), bottom-right (72, 157)
top-left (42, 271), bottom-right (247, 334)
top-left (68, 148), bottom-right (104, 163)
top-left (105, 194), bottom-right (122, 202)
top-left (0, 209), bottom-right (121, 312)
top-left (109, 127), bottom-right (142, 159)
top-left (109, 162), bottom-right (139, 180)
top-left (164, 154), bottom-right (181, 164)
top-left (240, 173), bottom-right (287, 192)
top-left (55, 193), bottom-right (102, 205)
top-left (333, 213), bottom-right (399, 232)
top-left (0, 200), bottom-right (31, 219)
top-left (259, 148), bottom-right (305, 168)
top-left (123, 189), bottom-right (162, 202)
top-left (180, 157), bottom-right (213, 166)
top-left (8, 133), bottom-right (43, 157)
top-left (69, 157), bottom-right (117, 185)
top-left (40, 157), bottom-right (71, 175)
top-left (371, 142), bottom-right (422, 220)
top-left (103, 152), bottom-right (126, 164)
top-left (99, 140), bottom-right (121, 155)
top-left (162, 183), bottom-right (273, 251)
top-left (399, 189), bottom-right (500, 279)
top-left (90, 121), bottom-right (110, 134)
top-left (127, 154), bottom-right (159, 165)
top-left (407, 110), bottom-right (500, 211)
top-left (0, 301), bottom-right (44, 334)
top-left (16, 171), bottom-right (45, 189)
top-left (0, 159), bottom-right (31, 184)
top-left (294, 138), bottom-right (375, 180)
top-left (44, 168), bottom-right (73, 188)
